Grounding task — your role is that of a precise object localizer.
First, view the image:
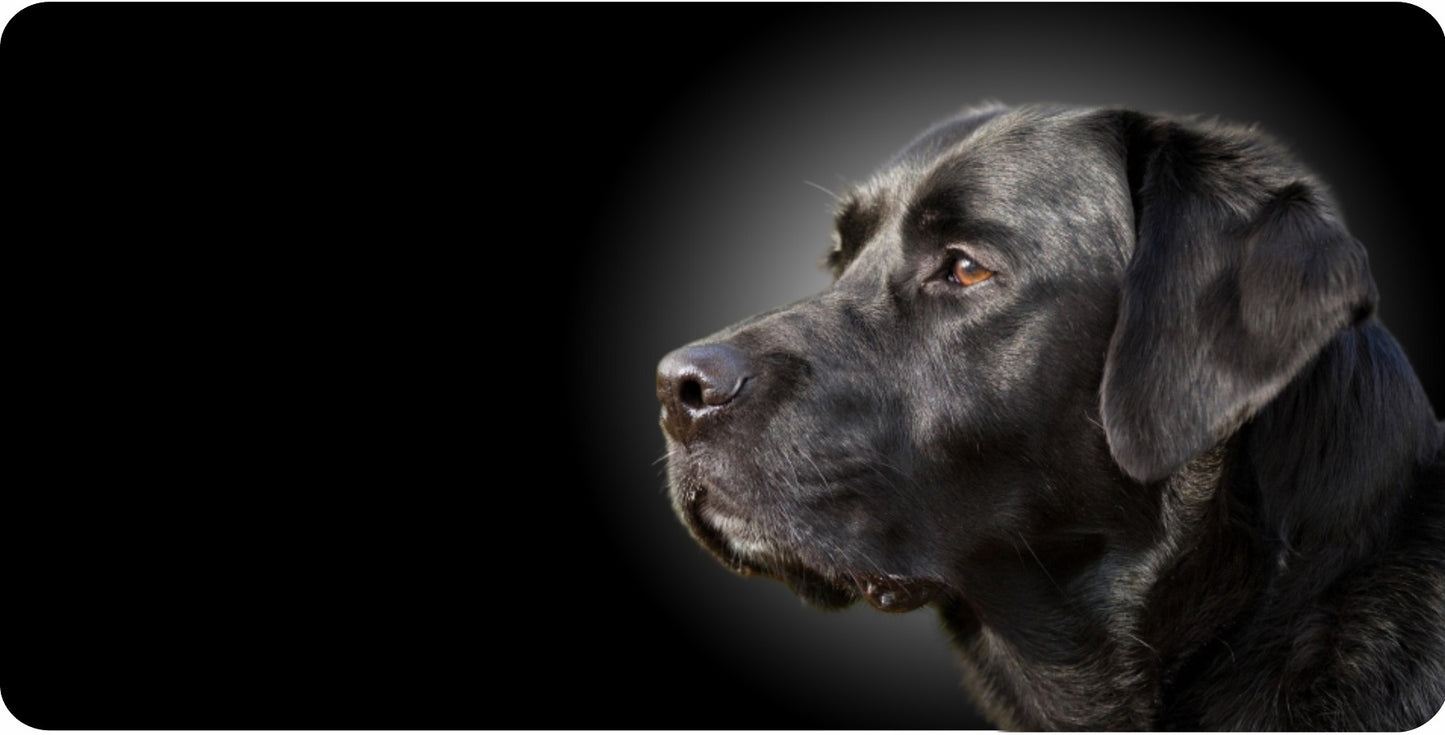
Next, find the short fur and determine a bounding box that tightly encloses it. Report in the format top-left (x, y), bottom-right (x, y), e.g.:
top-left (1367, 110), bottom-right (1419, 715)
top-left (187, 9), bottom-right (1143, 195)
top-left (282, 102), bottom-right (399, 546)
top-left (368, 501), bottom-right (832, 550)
top-left (655, 104), bottom-right (1445, 730)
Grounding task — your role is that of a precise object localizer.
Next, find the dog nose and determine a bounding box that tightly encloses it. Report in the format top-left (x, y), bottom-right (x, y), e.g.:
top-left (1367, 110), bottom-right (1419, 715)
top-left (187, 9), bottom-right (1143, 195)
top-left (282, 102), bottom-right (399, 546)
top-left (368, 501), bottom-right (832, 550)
top-left (657, 343), bottom-right (754, 442)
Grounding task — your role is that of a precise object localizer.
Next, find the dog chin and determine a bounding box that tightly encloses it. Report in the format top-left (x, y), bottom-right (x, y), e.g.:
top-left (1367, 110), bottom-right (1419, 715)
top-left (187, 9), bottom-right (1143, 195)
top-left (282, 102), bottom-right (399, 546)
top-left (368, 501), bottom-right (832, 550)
top-left (777, 566), bottom-right (860, 610)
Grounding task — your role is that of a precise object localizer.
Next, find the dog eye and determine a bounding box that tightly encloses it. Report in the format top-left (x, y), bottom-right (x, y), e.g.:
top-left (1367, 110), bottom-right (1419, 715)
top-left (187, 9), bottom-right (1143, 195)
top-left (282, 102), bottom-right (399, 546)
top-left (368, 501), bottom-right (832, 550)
top-left (948, 255), bottom-right (994, 287)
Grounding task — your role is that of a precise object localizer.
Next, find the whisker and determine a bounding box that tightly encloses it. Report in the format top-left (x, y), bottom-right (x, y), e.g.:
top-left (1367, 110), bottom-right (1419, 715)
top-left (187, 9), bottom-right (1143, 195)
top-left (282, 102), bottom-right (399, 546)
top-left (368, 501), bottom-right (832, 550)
top-left (1018, 532), bottom-right (1065, 596)
top-left (802, 451), bottom-right (832, 494)
top-left (803, 179), bottom-right (841, 201)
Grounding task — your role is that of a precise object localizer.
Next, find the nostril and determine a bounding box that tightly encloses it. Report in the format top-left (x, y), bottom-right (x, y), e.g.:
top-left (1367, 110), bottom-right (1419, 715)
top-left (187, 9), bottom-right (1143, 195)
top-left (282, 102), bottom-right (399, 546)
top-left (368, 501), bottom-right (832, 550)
top-left (679, 378), bottom-right (705, 410)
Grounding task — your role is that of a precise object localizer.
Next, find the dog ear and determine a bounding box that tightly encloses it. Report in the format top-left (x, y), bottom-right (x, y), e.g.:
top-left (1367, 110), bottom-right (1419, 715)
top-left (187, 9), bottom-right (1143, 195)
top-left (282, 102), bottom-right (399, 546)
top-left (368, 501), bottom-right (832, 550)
top-left (1100, 113), bottom-right (1378, 483)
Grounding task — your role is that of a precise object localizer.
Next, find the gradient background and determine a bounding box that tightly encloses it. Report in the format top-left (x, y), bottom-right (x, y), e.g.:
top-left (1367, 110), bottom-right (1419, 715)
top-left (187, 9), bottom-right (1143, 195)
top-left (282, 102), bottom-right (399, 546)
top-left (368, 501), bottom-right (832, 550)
top-left (3, 3), bottom-right (1441, 731)
top-left (572, 3), bottom-right (1443, 730)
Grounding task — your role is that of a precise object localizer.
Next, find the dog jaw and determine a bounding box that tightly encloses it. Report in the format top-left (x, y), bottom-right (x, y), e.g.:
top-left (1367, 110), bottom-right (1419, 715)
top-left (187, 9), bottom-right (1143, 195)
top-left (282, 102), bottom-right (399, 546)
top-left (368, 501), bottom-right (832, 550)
top-left (672, 480), bottom-right (945, 612)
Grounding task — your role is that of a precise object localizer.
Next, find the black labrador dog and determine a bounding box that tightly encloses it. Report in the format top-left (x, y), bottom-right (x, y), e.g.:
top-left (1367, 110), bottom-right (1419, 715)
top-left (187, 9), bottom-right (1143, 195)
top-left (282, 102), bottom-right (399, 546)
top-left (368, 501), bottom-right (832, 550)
top-left (655, 104), bottom-right (1444, 730)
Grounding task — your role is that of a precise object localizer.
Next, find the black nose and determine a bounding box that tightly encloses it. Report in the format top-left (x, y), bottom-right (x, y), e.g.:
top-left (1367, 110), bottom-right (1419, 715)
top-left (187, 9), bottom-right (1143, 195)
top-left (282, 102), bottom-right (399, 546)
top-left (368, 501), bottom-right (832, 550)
top-left (657, 343), bottom-right (755, 442)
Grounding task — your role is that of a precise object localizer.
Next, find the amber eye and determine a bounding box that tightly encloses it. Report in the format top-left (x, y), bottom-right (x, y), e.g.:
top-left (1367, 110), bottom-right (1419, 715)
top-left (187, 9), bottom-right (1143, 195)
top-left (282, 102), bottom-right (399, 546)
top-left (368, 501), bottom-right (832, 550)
top-left (949, 255), bottom-right (994, 287)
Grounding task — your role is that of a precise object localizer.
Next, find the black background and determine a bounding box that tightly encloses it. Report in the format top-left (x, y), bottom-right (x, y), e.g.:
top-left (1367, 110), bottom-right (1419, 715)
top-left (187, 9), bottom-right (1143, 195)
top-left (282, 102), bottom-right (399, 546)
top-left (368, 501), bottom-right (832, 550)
top-left (3, 3), bottom-right (1442, 730)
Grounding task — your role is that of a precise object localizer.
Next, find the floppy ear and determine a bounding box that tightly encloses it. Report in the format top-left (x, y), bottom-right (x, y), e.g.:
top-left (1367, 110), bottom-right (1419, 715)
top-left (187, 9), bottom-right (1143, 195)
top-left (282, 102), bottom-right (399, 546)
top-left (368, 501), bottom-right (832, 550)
top-left (1101, 114), bottom-right (1378, 483)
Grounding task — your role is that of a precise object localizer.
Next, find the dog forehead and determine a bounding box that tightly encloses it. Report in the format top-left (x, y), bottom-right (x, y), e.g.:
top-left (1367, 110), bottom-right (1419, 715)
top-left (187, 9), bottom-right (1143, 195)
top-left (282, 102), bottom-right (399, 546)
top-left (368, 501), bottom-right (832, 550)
top-left (827, 104), bottom-right (1131, 282)
top-left (885, 103), bottom-right (1014, 171)
top-left (854, 106), bottom-right (1112, 213)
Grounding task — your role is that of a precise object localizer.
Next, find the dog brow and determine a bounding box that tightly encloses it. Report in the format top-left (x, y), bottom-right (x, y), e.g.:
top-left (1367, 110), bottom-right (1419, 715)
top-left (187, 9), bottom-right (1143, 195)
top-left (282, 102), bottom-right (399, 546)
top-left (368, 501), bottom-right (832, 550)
top-left (826, 195), bottom-right (880, 277)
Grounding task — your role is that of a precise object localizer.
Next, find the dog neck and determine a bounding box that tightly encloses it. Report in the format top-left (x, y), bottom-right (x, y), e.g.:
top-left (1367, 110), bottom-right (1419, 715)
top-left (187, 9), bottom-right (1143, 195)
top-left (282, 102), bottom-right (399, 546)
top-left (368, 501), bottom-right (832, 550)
top-left (1148, 321), bottom-right (1443, 727)
top-left (1245, 321), bottom-right (1438, 571)
top-left (932, 445), bottom-right (1231, 730)
top-left (935, 321), bottom-right (1442, 730)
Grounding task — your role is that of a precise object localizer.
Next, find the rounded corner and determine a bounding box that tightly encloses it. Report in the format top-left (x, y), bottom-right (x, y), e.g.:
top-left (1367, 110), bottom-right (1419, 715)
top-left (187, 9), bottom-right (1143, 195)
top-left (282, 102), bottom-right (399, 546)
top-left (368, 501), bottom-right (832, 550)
top-left (0, 686), bottom-right (47, 732)
top-left (1396, 0), bottom-right (1445, 37)
top-left (1, 2), bottom-right (52, 47)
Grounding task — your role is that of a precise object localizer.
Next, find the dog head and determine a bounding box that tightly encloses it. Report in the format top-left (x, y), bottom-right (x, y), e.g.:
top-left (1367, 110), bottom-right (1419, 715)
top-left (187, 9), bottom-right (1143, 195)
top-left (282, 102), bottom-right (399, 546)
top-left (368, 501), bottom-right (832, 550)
top-left (656, 104), bottom-right (1376, 613)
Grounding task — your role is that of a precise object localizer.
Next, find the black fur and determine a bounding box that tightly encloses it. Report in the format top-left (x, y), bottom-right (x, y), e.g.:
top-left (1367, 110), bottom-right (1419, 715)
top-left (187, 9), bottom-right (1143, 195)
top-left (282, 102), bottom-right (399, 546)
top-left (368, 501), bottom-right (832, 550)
top-left (655, 104), bottom-right (1445, 730)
